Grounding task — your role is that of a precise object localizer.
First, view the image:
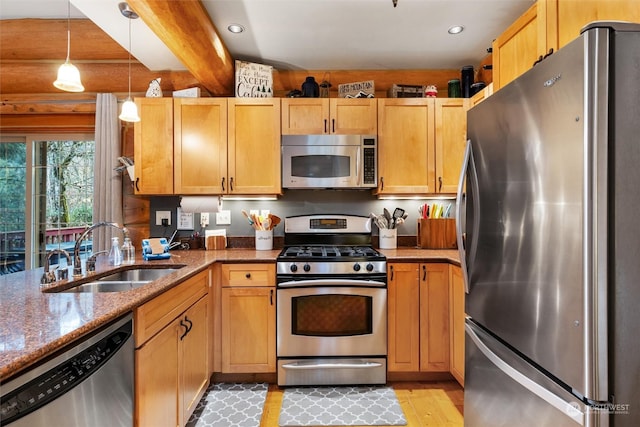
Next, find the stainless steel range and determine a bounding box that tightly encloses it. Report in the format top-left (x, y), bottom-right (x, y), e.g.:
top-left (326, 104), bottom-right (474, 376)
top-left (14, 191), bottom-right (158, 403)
top-left (276, 214), bottom-right (387, 386)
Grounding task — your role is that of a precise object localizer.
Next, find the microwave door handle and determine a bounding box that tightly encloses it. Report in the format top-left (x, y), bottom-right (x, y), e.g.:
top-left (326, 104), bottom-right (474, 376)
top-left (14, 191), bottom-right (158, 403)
top-left (356, 146), bottom-right (361, 186)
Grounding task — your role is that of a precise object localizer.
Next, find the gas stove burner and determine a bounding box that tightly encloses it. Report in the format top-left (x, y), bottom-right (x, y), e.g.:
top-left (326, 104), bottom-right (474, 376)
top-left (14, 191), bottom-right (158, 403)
top-left (281, 245), bottom-right (382, 259)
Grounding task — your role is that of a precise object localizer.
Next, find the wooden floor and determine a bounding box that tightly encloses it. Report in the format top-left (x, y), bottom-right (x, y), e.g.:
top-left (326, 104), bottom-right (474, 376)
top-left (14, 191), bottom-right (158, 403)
top-left (259, 381), bottom-right (464, 427)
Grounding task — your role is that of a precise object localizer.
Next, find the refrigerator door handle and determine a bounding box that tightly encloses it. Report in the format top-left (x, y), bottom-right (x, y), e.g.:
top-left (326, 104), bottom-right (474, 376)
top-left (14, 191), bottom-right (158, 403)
top-left (466, 322), bottom-right (585, 426)
top-left (456, 139), bottom-right (480, 294)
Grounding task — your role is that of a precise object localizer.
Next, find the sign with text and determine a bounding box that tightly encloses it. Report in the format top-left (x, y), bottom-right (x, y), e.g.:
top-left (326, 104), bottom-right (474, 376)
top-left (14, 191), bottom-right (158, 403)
top-left (235, 60), bottom-right (273, 98)
top-left (338, 80), bottom-right (375, 98)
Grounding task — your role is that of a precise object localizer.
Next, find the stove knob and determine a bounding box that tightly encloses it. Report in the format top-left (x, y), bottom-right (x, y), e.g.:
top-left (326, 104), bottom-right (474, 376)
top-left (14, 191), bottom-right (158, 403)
top-left (290, 264), bottom-right (298, 273)
top-left (353, 263), bottom-right (361, 272)
top-left (303, 263), bottom-right (311, 272)
top-left (366, 263), bottom-right (374, 272)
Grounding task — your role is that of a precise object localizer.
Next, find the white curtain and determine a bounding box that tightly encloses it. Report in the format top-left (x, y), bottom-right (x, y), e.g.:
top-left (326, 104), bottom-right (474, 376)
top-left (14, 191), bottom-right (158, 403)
top-left (93, 93), bottom-right (123, 252)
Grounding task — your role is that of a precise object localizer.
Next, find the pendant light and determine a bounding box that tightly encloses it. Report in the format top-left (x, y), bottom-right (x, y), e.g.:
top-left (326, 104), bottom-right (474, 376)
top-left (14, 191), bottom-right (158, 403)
top-left (118, 2), bottom-right (140, 122)
top-left (53, 0), bottom-right (84, 92)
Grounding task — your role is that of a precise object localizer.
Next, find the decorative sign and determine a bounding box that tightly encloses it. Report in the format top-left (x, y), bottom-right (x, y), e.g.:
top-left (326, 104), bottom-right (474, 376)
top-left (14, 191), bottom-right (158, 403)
top-left (235, 60), bottom-right (273, 97)
top-left (338, 80), bottom-right (375, 98)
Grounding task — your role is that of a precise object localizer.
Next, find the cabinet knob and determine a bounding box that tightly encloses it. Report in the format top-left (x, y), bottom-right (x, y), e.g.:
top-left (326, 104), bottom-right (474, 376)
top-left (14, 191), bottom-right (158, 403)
top-left (245, 272), bottom-right (251, 279)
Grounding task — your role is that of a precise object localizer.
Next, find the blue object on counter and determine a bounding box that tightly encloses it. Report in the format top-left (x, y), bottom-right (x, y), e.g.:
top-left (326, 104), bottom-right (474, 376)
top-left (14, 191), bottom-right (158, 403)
top-left (141, 238), bottom-right (171, 261)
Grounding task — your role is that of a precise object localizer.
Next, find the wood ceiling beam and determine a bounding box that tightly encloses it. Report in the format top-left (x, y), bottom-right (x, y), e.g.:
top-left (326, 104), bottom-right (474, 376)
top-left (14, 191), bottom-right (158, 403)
top-left (127, 0), bottom-right (235, 96)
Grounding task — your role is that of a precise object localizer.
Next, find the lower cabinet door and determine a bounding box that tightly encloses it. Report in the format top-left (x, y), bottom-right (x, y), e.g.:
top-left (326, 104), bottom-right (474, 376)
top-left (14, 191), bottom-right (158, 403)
top-left (136, 319), bottom-right (179, 427)
top-left (221, 286), bottom-right (276, 373)
top-left (180, 296), bottom-right (210, 425)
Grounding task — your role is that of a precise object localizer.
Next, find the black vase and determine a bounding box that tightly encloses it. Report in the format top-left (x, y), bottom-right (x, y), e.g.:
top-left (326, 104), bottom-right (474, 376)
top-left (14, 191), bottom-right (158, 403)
top-left (301, 76), bottom-right (319, 98)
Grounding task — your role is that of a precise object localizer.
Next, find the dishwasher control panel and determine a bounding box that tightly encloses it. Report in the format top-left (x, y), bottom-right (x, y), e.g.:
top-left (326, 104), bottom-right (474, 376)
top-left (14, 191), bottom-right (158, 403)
top-left (0, 320), bottom-right (132, 425)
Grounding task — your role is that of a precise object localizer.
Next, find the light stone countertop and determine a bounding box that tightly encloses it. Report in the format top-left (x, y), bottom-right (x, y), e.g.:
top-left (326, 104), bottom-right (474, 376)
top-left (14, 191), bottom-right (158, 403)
top-left (0, 247), bottom-right (459, 381)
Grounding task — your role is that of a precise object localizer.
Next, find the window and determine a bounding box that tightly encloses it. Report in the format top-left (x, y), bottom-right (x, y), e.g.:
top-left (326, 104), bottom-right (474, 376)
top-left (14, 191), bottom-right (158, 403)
top-left (0, 135), bottom-right (94, 274)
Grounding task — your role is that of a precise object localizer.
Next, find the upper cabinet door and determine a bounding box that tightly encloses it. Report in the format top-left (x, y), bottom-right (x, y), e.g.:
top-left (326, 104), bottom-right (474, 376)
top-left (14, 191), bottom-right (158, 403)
top-left (329, 98), bottom-right (377, 135)
top-left (492, 2), bottom-right (542, 91)
top-left (281, 98), bottom-right (376, 134)
top-left (377, 98), bottom-right (435, 195)
top-left (281, 98), bottom-right (330, 134)
top-left (228, 98), bottom-right (282, 195)
top-left (435, 98), bottom-right (468, 194)
top-left (174, 98), bottom-right (227, 194)
top-left (134, 98), bottom-right (174, 195)
top-left (543, 0), bottom-right (640, 52)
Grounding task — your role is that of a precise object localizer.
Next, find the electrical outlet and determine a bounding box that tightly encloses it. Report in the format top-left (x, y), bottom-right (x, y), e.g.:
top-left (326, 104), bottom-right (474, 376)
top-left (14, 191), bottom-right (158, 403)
top-left (260, 209), bottom-right (270, 218)
top-left (216, 210), bottom-right (231, 225)
top-left (250, 210), bottom-right (259, 217)
top-left (200, 213), bottom-right (210, 227)
top-left (156, 211), bottom-right (171, 226)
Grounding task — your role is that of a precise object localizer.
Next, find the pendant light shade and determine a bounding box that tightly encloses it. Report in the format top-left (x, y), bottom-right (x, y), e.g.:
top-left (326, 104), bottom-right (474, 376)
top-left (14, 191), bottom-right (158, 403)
top-left (119, 2), bottom-right (140, 123)
top-left (54, 61), bottom-right (84, 92)
top-left (54, 1), bottom-right (84, 92)
top-left (119, 98), bottom-right (140, 122)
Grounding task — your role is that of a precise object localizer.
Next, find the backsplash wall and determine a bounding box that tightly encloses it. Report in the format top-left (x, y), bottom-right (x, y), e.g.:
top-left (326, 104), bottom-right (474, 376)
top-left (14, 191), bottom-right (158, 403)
top-left (149, 190), bottom-right (456, 241)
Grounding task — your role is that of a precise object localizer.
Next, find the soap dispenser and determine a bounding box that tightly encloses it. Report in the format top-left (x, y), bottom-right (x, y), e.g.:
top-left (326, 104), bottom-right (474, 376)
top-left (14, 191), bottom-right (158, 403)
top-left (108, 236), bottom-right (123, 266)
top-left (121, 237), bottom-right (135, 264)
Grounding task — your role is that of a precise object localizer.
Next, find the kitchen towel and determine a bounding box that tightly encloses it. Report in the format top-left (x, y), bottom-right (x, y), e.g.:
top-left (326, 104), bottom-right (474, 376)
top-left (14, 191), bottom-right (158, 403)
top-left (278, 386), bottom-right (407, 426)
top-left (186, 382), bottom-right (268, 427)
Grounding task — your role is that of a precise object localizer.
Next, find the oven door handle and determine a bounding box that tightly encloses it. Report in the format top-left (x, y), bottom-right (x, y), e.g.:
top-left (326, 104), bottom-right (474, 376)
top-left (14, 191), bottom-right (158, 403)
top-left (281, 361), bottom-right (383, 370)
top-left (277, 279), bottom-right (386, 288)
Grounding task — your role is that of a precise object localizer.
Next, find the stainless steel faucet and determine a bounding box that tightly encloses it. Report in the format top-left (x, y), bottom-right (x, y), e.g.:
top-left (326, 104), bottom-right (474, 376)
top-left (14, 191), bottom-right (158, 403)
top-left (73, 222), bottom-right (127, 277)
top-left (41, 249), bottom-right (72, 284)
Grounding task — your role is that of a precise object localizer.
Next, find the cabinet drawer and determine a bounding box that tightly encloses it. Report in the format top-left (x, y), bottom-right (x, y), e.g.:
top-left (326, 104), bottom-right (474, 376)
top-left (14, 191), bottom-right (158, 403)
top-left (220, 263), bottom-right (275, 287)
top-left (135, 269), bottom-right (209, 346)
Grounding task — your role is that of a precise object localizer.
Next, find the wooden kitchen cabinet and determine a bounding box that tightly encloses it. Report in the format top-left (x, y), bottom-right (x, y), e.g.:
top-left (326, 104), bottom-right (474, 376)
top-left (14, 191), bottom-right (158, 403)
top-left (435, 98), bottom-right (468, 194)
top-left (135, 270), bottom-right (210, 427)
top-left (377, 98), bottom-right (467, 196)
top-left (388, 263), bottom-right (421, 371)
top-left (174, 98), bottom-right (228, 194)
top-left (387, 262), bottom-right (450, 373)
top-left (281, 98), bottom-right (377, 135)
top-left (543, 0), bottom-right (640, 52)
top-left (449, 264), bottom-right (465, 386)
top-left (492, 2), bottom-right (543, 91)
top-left (135, 97), bottom-right (280, 196)
top-left (219, 263), bottom-right (276, 373)
top-left (227, 98), bottom-right (282, 195)
top-left (419, 263), bottom-right (450, 372)
top-left (134, 97), bottom-right (174, 194)
top-left (493, 0), bottom-right (640, 92)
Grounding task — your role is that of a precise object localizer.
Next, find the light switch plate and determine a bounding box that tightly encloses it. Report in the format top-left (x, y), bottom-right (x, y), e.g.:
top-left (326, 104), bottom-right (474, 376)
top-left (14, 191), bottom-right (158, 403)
top-left (216, 210), bottom-right (231, 225)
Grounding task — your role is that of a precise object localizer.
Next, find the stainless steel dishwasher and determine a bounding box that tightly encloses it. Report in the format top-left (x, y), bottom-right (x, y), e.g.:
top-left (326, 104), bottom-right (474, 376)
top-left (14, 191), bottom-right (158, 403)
top-left (0, 313), bottom-right (134, 426)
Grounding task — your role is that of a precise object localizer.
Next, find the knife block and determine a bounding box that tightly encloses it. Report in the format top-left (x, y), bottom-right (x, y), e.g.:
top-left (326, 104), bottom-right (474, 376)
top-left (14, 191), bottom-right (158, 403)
top-left (417, 219), bottom-right (457, 249)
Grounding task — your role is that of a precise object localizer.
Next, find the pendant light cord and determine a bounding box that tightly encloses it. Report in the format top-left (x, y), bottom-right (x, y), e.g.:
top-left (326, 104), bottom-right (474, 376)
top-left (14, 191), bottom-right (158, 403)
top-left (127, 16), bottom-right (132, 97)
top-left (65, 1), bottom-right (71, 62)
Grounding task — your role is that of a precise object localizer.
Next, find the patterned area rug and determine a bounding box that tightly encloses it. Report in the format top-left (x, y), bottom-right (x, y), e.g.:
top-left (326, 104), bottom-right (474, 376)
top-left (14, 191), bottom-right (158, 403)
top-left (278, 386), bottom-right (407, 426)
top-left (186, 382), bottom-right (268, 427)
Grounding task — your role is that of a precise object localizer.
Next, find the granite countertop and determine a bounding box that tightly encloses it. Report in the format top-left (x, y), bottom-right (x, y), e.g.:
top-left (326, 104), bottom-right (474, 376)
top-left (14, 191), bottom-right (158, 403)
top-left (0, 247), bottom-right (459, 381)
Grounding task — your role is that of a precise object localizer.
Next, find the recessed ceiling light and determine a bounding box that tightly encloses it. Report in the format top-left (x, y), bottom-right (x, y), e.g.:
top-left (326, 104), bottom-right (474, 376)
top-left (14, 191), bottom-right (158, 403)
top-left (227, 23), bottom-right (245, 34)
top-left (448, 25), bottom-right (464, 35)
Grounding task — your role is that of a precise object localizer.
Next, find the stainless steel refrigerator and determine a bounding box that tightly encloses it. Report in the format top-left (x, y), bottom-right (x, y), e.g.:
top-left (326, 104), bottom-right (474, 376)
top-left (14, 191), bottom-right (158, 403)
top-left (456, 22), bottom-right (640, 427)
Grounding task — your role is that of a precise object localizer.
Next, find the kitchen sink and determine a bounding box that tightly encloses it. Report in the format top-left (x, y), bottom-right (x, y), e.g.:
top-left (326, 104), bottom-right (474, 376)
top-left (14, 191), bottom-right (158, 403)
top-left (63, 280), bottom-right (152, 293)
top-left (94, 267), bottom-right (182, 283)
top-left (48, 266), bottom-right (185, 293)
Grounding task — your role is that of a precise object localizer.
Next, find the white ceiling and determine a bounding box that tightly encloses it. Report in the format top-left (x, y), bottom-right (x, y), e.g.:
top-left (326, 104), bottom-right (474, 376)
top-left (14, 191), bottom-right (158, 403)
top-left (1, 0), bottom-right (535, 72)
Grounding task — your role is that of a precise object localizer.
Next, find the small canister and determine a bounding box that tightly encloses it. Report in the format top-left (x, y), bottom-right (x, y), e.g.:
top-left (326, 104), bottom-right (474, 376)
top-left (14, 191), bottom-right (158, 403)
top-left (461, 65), bottom-right (474, 98)
top-left (448, 79), bottom-right (461, 98)
top-left (470, 82), bottom-right (486, 97)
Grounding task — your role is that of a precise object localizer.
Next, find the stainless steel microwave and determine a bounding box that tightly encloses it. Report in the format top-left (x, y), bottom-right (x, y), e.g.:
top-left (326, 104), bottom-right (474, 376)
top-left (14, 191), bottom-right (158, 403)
top-left (281, 135), bottom-right (377, 189)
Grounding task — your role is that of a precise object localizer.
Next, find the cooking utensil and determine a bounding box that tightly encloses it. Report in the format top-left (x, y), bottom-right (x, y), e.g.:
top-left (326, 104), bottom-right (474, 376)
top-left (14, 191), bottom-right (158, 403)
top-left (268, 214), bottom-right (281, 228)
top-left (242, 209), bottom-right (254, 226)
top-left (392, 207), bottom-right (405, 228)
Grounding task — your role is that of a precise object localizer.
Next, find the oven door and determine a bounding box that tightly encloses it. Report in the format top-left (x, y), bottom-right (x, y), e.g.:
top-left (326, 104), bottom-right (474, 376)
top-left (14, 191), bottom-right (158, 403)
top-left (282, 144), bottom-right (361, 188)
top-left (277, 280), bottom-right (387, 357)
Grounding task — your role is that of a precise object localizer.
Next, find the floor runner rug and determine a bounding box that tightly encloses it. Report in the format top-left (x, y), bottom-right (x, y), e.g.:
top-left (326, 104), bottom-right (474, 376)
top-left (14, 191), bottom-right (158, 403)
top-left (186, 382), bottom-right (268, 427)
top-left (278, 386), bottom-right (407, 426)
